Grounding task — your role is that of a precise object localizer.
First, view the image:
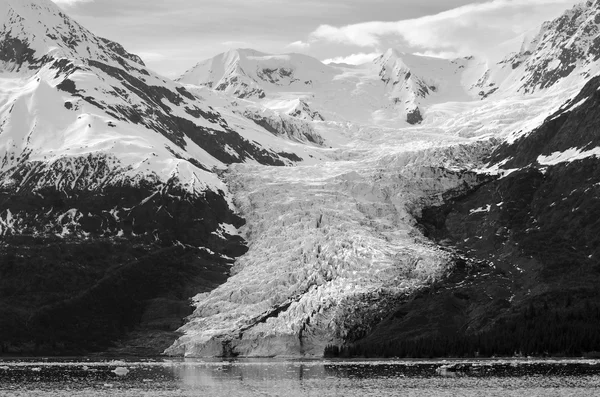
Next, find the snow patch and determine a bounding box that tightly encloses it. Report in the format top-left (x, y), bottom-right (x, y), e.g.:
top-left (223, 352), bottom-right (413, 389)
top-left (469, 204), bottom-right (492, 215)
top-left (537, 147), bottom-right (600, 165)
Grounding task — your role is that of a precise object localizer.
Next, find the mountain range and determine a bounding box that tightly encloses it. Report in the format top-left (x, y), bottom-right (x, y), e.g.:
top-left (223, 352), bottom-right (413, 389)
top-left (1, 0), bottom-right (599, 357)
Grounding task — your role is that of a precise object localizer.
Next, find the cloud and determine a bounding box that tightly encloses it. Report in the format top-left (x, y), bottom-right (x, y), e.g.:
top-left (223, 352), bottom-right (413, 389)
top-left (323, 52), bottom-right (381, 65)
top-left (52, 0), bottom-right (93, 6)
top-left (413, 50), bottom-right (462, 59)
top-left (222, 41), bottom-right (250, 48)
top-left (308, 0), bottom-right (580, 60)
top-left (311, 23), bottom-right (387, 48)
top-left (52, 0), bottom-right (579, 78)
top-left (285, 41), bottom-right (310, 51)
top-left (136, 51), bottom-right (166, 62)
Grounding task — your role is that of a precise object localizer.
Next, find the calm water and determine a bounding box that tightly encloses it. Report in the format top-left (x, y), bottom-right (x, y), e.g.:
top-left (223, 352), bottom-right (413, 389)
top-left (1, 358), bottom-right (600, 396)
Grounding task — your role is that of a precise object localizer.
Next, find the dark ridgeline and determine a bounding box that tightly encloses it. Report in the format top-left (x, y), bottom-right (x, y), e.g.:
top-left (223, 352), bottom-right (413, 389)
top-left (0, 185), bottom-right (248, 356)
top-left (326, 297), bottom-right (600, 358)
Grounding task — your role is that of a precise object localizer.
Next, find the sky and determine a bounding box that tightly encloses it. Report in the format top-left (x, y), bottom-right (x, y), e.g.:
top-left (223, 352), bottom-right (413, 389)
top-left (52, 0), bottom-right (582, 78)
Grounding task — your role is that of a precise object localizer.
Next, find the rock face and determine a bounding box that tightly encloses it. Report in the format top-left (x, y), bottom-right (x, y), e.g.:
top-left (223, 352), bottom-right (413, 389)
top-left (241, 107), bottom-right (324, 145)
top-left (478, 1), bottom-right (600, 97)
top-left (516, 0), bottom-right (600, 92)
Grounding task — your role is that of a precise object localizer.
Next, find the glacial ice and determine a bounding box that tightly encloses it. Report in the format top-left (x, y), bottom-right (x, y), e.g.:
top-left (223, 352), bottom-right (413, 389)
top-left (166, 136), bottom-right (498, 357)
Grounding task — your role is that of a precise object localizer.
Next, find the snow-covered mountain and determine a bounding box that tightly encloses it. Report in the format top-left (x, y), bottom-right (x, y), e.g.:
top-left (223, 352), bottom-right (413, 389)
top-left (179, 48), bottom-right (487, 126)
top-left (178, 1), bottom-right (600, 130)
top-left (178, 49), bottom-right (334, 101)
top-left (166, 1), bottom-right (600, 358)
top-left (372, 49), bottom-right (482, 124)
top-left (0, 0), bottom-right (324, 354)
top-left (0, 0), bottom-right (323, 242)
top-left (2, 0), bottom-right (600, 358)
top-left (476, 0), bottom-right (600, 97)
top-left (0, 0), bottom-right (143, 70)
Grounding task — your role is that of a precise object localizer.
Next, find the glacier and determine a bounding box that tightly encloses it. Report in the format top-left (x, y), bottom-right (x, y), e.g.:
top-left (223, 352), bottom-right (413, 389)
top-left (166, 138), bottom-right (497, 357)
top-left (167, 1), bottom-right (600, 357)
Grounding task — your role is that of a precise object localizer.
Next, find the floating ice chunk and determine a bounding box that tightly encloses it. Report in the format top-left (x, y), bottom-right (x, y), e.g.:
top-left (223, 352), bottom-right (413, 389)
top-left (112, 367), bottom-right (129, 377)
top-left (212, 223), bottom-right (239, 238)
top-left (469, 204), bottom-right (491, 214)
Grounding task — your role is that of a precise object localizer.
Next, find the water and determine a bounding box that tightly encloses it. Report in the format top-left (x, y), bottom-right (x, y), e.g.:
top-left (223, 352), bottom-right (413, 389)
top-left (1, 358), bottom-right (600, 396)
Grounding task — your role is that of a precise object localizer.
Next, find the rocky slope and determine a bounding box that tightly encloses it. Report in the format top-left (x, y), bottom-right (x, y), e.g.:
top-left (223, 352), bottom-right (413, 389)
top-left (345, 73), bottom-right (600, 358)
top-left (477, 0), bottom-right (600, 97)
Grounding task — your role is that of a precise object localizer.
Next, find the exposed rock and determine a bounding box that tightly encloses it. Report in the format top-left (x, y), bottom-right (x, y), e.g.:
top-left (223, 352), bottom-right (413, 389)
top-left (242, 108), bottom-right (324, 145)
top-left (99, 37), bottom-right (145, 67)
top-left (406, 108), bottom-right (423, 125)
top-left (288, 99), bottom-right (325, 122)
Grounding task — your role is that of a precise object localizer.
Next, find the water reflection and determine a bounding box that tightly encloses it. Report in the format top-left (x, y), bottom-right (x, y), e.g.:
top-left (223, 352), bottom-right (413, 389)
top-left (175, 360), bottom-right (329, 391)
top-left (2, 359), bottom-right (600, 396)
top-left (168, 359), bottom-right (600, 397)
top-left (166, 359), bottom-right (600, 397)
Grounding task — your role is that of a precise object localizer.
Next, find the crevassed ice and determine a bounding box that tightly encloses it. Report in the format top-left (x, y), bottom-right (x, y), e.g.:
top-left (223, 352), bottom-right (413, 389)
top-left (167, 137), bottom-right (495, 357)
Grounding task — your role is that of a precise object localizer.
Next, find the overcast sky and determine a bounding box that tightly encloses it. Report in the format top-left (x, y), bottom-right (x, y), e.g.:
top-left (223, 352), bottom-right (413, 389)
top-left (52, 0), bottom-right (581, 78)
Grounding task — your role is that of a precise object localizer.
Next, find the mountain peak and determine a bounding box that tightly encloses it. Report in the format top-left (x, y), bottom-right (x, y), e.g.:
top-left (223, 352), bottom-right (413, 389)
top-left (0, 0), bottom-right (145, 71)
top-left (178, 49), bottom-right (333, 99)
top-left (382, 48), bottom-right (404, 59)
top-left (507, 0), bottom-right (600, 93)
top-left (1, 0), bottom-right (55, 10)
top-left (227, 48), bottom-right (267, 56)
